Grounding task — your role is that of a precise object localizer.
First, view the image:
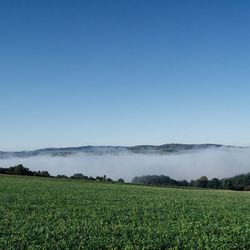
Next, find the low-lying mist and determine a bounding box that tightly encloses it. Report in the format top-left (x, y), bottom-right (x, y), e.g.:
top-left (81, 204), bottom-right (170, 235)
top-left (1, 148), bottom-right (250, 181)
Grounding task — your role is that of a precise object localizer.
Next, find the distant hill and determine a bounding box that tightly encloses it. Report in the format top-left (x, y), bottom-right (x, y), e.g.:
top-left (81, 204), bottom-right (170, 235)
top-left (0, 143), bottom-right (241, 159)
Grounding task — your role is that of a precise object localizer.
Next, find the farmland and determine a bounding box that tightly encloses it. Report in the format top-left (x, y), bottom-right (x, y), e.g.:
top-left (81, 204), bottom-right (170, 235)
top-left (1, 175), bottom-right (250, 249)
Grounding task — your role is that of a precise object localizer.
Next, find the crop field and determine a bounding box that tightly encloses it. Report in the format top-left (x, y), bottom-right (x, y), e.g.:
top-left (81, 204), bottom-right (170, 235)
top-left (1, 175), bottom-right (250, 249)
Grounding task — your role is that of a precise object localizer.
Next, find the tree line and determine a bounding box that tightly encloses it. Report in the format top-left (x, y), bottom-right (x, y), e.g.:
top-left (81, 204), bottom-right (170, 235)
top-left (0, 164), bottom-right (125, 183)
top-left (2, 164), bottom-right (250, 191)
top-left (132, 174), bottom-right (250, 191)
top-left (0, 164), bottom-right (50, 177)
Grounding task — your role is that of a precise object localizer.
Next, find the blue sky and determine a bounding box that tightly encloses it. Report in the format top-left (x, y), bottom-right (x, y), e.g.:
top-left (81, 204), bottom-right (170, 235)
top-left (1, 0), bottom-right (250, 150)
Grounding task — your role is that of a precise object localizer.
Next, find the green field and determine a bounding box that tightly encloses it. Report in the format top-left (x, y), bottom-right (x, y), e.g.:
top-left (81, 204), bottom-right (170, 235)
top-left (1, 175), bottom-right (250, 249)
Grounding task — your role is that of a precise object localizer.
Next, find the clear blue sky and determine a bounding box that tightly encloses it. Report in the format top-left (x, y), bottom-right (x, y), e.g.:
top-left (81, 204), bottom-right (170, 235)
top-left (1, 0), bottom-right (250, 150)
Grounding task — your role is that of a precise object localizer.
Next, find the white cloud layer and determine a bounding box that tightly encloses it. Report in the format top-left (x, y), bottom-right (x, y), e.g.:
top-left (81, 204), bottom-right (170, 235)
top-left (1, 148), bottom-right (250, 181)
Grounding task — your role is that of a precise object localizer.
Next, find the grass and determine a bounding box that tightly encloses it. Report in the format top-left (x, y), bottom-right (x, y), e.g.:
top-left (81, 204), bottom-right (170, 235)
top-left (1, 175), bottom-right (250, 249)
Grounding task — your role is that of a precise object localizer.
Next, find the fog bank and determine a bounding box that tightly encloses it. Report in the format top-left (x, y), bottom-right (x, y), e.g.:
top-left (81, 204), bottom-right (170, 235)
top-left (0, 148), bottom-right (250, 181)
